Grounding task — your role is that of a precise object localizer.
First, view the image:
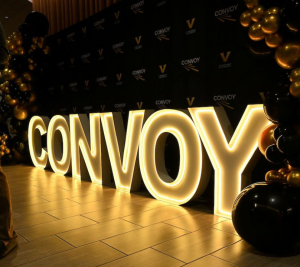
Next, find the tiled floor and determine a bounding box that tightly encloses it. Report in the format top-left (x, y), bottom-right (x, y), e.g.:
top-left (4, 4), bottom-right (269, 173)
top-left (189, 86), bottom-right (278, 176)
top-left (1, 165), bottom-right (300, 266)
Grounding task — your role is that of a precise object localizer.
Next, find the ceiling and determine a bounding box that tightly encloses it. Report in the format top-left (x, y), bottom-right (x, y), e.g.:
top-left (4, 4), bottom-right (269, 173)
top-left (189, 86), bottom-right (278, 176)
top-left (0, 0), bottom-right (32, 37)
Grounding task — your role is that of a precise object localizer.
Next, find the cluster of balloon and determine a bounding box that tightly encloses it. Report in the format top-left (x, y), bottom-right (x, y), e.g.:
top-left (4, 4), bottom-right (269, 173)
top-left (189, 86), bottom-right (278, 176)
top-left (0, 11), bottom-right (49, 164)
top-left (232, 0), bottom-right (300, 252)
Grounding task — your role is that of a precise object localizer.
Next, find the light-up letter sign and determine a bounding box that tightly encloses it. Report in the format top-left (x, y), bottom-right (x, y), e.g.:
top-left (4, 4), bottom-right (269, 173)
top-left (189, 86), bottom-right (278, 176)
top-left (139, 110), bottom-right (211, 205)
top-left (101, 111), bottom-right (152, 191)
top-left (47, 115), bottom-right (71, 175)
top-left (70, 113), bottom-right (110, 184)
top-left (28, 116), bottom-right (49, 169)
top-left (189, 105), bottom-right (270, 218)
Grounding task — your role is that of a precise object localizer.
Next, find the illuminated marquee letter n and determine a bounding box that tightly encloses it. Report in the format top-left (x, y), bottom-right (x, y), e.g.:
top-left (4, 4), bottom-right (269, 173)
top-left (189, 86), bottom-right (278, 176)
top-left (28, 116), bottom-right (49, 169)
top-left (139, 109), bottom-right (211, 205)
top-left (70, 113), bottom-right (110, 184)
top-left (189, 105), bottom-right (270, 218)
top-left (47, 116), bottom-right (71, 175)
top-left (101, 111), bottom-right (153, 192)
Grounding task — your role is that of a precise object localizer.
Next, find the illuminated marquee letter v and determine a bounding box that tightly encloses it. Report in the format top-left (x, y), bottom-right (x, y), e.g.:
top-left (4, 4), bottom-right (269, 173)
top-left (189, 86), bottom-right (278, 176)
top-left (70, 113), bottom-right (110, 184)
top-left (101, 111), bottom-right (152, 192)
top-left (189, 105), bottom-right (270, 218)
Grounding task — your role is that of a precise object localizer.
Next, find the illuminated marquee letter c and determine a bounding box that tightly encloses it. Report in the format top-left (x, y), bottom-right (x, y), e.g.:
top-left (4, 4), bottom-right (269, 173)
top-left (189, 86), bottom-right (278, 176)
top-left (28, 116), bottom-right (49, 169)
top-left (139, 109), bottom-right (211, 205)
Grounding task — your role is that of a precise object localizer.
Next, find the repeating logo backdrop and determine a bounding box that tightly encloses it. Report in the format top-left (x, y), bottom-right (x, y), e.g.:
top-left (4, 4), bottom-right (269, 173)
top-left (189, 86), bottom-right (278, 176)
top-left (42, 0), bottom-right (279, 195)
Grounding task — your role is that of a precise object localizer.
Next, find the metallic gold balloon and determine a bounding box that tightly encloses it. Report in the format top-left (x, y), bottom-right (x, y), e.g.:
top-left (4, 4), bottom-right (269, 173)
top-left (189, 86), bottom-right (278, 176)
top-left (240, 10), bottom-right (252, 27)
top-left (251, 5), bottom-right (265, 22)
top-left (3, 134), bottom-right (9, 141)
top-left (6, 40), bottom-right (15, 51)
top-left (290, 68), bottom-right (300, 82)
top-left (4, 95), bottom-right (17, 106)
top-left (32, 37), bottom-right (38, 44)
top-left (275, 42), bottom-right (300, 69)
top-left (258, 124), bottom-right (277, 155)
top-left (261, 15), bottom-right (281, 34)
top-left (265, 6), bottom-right (281, 16)
top-left (13, 105), bottom-right (28, 120)
top-left (249, 22), bottom-right (265, 41)
top-left (287, 171), bottom-right (300, 187)
top-left (43, 46), bottom-right (50, 55)
top-left (278, 168), bottom-right (290, 182)
top-left (29, 92), bottom-right (36, 103)
top-left (245, 0), bottom-right (260, 9)
top-left (5, 148), bottom-right (10, 155)
top-left (0, 152), bottom-right (5, 157)
top-left (0, 145), bottom-right (5, 151)
top-left (0, 83), bottom-right (5, 90)
top-left (31, 44), bottom-right (37, 50)
top-left (28, 64), bottom-right (35, 71)
top-left (28, 58), bottom-right (34, 64)
top-left (8, 69), bottom-right (17, 81)
top-left (265, 32), bottom-right (283, 48)
top-left (15, 77), bottom-right (23, 86)
top-left (265, 170), bottom-right (284, 182)
top-left (290, 81), bottom-right (300, 98)
top-left (4, 81), bottom-right (9, 87)
top-left (20, 83), bottom-right (29, 92)
top-left (17, 46), bottom-right (25, 55)
top-left (4, 87), bottom-right (10, 94)
top-left (14, 36), bottom-right (23, 46)
top-left (23, 72), bottom-right (32, 82)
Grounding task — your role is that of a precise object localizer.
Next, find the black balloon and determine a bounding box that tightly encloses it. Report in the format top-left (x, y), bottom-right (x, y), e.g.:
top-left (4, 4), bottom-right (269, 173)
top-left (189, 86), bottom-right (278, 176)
top-left (282, 0), bottom-right (300, 35)
top-left (265, 144), bottom-right (286, 164)
top-left (274, 125), bottom-right (296, 140)
top-left (9, 56), bottom-right (27, 71)
top-left (18, 23), bottom-right (34, 39)
top-left (25, 12), bottom-right (49, 37)
top-left (278, 70), bottom-right (291, 90)
top-left (277, 134), bottom-right (300, 155)
top-left (263, 92), bottom-right (297, 124)
top-left (232, 182), bottom-right (300, 251)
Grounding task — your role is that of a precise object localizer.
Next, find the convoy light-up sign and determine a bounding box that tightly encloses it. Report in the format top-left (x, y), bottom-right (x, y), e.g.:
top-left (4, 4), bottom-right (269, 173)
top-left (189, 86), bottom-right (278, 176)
top-left (28, 105), bottom-right (269, 218)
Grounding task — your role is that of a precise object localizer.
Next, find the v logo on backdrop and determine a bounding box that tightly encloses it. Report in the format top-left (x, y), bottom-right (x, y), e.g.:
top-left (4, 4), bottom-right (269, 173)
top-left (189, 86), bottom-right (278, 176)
top-left (186, 18), bottom-right (195, 29)
top-left (85, 80), bottom-right (89, 87)
top-left (115, 11), bottom-right (120, 20)
top-left (220, 51), bottom-right (231, 63)
top-left (159, 65), bottom-right (167, 74)
top-left (98, 49), bottom-right (103, 56)
top-left (82, 27), bottom-right (87, 34)
top-left (101, 105), bottom-right (105, 111)
top-left (186, 97), bottom-right (195, 107)
top-left (135, 36), bottom-right (142, 45)
top-left (137, 102), bottom-right (143, 109)
top-left (117, 74), bottom-right (122, 81)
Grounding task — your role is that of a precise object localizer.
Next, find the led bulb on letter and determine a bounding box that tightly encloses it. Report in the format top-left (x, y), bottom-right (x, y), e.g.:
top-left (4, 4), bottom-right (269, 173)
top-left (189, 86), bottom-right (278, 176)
top-left (101, 111), bottom-right (152, 191)
top-left (189, 105), bottom-right (270, 218)
top-left (28, 116), bottom-right (49, 169)
top-left (70, 113), bottom-right (110, 184)
top-left (139, 109), bottom-right (211, 205)
top-left (47, 116), bottom-right (71, 175)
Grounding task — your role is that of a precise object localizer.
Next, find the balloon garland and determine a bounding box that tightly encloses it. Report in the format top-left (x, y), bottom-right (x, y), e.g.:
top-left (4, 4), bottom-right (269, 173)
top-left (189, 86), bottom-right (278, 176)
top-left (0, 12), bottom-right (49, 164)
top-left (232, 0), bottom-right (300, 252)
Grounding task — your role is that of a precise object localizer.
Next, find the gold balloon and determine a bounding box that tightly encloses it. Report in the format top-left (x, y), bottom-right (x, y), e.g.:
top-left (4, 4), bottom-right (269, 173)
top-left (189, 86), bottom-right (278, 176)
top-left (4, 81), bottom-right (9, 87)
top-left (245, 0), bottom-right (260, 9)
top-left (290, 81), bottom-right (300, 98)
top-left (43, 46), bottom-right (50, 55)
top-left (23, 72), bottom-right (32, 82)
top-left (5, 148), bottom-right (10, 155)
top-left (20, 83), bottom-right (29, 92)
top-left (278, 168), bottom-right (290, 182)
top-left (0, 145), bottom-right (5, 151)
top-left (290, 68), bottom-right (300, 82)
top-left (240, 10), bottom-right (252, 27)
top-left (251, 5), bottom-right (265, 22)
top-left (258, 124), bottom-right (277, 155)
top-left (28, 58), bottom-right (34, 64)
top-left (28, 64), bottom-right (35, 71)
top-left (29, 92), bottom-right (36, 103)
top-left (14, 36), bottom-right (23, 46)
top-left (31, 44), bottom-right (37, 50)
top-left (15, 77), bottom-right (23, 86)
top-left (17, 46), bottom-right (25, 55)
top-left (275, 42), bottom-right (300, 69)
top-left (4, 87), bottom-right (10, 94)
top-left (4, 95), bottom-right (17, 106)
top-left (32, 37), bottom-right (38, 44)
top-left (13, 105), bottom-right (28, 120)
top-left (261, 15), bottom-right (281, 34)
top-left (265, 6), bottom-right (281, 16)
top-left (249, 22), bottom-right (265, 41)
top-left (0, 152), bottom-right (4, 157)
top-left (6, 40), bottom-right (15, 51)
top-left (265, 32), bottom-right (283, 48)
top-left (9, 69), bottom-right (17, 80)
top-left (0, 84), bottom-right (5, 90)
top-left (287, 171), bottom-right (300, 187)
top-left (265, 170), bottom-right (284, 182)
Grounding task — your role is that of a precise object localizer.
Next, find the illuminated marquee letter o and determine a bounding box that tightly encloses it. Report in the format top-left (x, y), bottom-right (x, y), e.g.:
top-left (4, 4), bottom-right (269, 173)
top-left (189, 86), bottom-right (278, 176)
top-left (139, 109), bottom-right (207, 205)
top-left (47, 116), bottom-right (71, 175)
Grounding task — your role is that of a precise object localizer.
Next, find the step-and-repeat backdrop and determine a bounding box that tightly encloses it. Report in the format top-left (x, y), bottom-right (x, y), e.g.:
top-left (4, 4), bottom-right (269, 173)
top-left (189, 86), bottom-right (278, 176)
top-left (42, 0), bottom-right (279, 195)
